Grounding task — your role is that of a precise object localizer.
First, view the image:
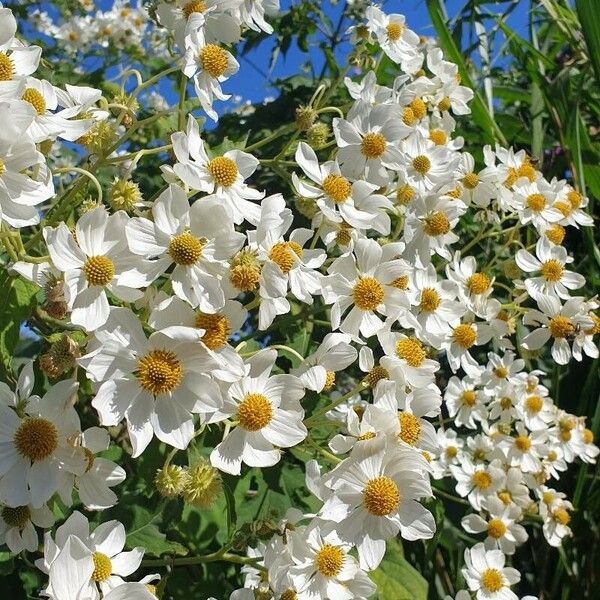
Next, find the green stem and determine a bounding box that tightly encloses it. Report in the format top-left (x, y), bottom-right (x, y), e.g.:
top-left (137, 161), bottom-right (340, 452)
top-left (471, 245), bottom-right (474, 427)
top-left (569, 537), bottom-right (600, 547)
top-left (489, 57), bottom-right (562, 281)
top-left (140, 551), bottom-right (264, 569)
top-left (304, 383), bottom-right (365, 427)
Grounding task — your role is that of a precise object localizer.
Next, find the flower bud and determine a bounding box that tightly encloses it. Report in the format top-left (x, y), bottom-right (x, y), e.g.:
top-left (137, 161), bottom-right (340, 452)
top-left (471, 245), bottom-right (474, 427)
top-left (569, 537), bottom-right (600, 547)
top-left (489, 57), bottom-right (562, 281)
top-left (39, 333), bottom-right (81, 378)
top-left (295, 106), bottom-right (317, 132)
top-left (155, 464), bottom-right (187, 498)
top-left (306, 122), bottom-right (329, 149)
top-left (182, 458), bottom-right (222, 508)
top-left (108, 178), bottom-right (143, 213)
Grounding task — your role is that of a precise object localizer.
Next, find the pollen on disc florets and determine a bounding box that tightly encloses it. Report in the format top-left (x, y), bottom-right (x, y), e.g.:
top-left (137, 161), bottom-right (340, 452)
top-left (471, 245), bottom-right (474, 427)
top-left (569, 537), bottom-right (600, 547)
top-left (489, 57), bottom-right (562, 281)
top-left (429, 129), bottom-right (447, 145)
top-left (363, 476), bottom-right (401, 516)
top-left (487, 518), bottom-right (507, 539)
top-left (200, 44), bottom-right (229, 78)
top-left (322, 173), bottom-right (352, 204)
top-left (314, 544), bottom-right (345, 578)
top-left (155, 464), bottom-right (188, 498)
top-left (453, 323), bottom-right (477, 349)
top-left (398, 412), bottom-right (421, 446)
top-left (412, 154), bottom-right (431, 175)
top-left (168, 231), bottom-right (205, 265)
top-left (549, 315), bottom-right (575, 339)
top-left (83, 255), bottom-right (115, 287)
top-left (553, 507), bottom-right (571, 525)
top-left (526, 193), bottom-right (546, 212)
top-left (467, 273), bottom-right (491, 295)
top-left (323, 370), bottom-right (336, 391)
top-left (438, 96), bottom-right (452, 112)
top-left (108, 178), bottom-right (143, 213)
top-left (14, 418), bottom-right (59, 462)
top-left (361, 132), bottom-right (386, 159)
top-left (182, 0), bottom-right (206, 19)
top-left (423, 211), bottom-right (450, 236)
top-left (1, 505), bottom-right (31, 529)
top-left (137, 349), bottom-right (183, 395)
top-left (463, 172), bottom-right (480, 189)
top-left (462, 390), bottom-right (476, 406)
top-left (91, 552), bottom-right (112, 582)
top-left (182, 458), bottom-right (222, 508)
top-left (237, 393), bottom-right (273, 431)
top-left (269, 241), bottom-right (303, 273)
top-left (208, 156), bottom-right (238, 188)
top-left (481, 568), bottom-right (504, 593)
top-left (353, 276), bottom-right (384, 311)
top-left (386, 22), bottom-right (403, 41)
top-left (396, 183), bottom-right (415, 206)
top-left (194, 312), bottom-right (231, 351)
top-left (541, 259), bottom-right (564, 282)
top-left (364, 365), bottom-right (389, 387)
top-left (395, 338), bottom-right (426, 368)
top-left (22, 87), bottom-right (46, 115)
top-left (472, 470), bottom-right (492, 490)
top-left (229, 250), bottom-right (261, 292)
top-left (419, 287), bottom-right (441, 312)
top-left (515, 435), bottom-right (532, 452)
top-left (0, 52), bottom-right (14, 81)
top-left (546, 224), bottom-right (566, 245)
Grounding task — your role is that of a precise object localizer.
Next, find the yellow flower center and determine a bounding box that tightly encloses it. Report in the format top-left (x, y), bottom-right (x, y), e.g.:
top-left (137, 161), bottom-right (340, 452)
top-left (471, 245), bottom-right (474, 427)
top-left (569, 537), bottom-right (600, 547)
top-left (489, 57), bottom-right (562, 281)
top-left (546, 224), bottom-right (565, 245)
top-left (467, 273), bottom-right (490, 295)
top-left (195, 312), bottom-right (231, 350)
top-left (386, 22), bottom-right (403, 41)
top-left (182, 0), bottom-right (206, 19)
top-left (541, 259), bottom-right (564, 282)
top-left (419, 287), bottom-right (441, 312)
top-left (358, 431), bottom-right (376, 441)
top-left (453, 323), bottom-right (477, 348)
top-left (567, 190), bottom-right (582, 209)
top-left (583, 428), bottom-right (594, 444)
top-left (208, 156), bottom-right (238, 187)
top-left (515, 435), bottom-right (531, 452)
top-left (446, 446), bottom-right (458, 458)
top-left (487, 518), bottom-right (507, 539)
top-left (481, 568), bottom-right (504, 593)
top-left (0, 52), bottom-right (15, 81)
top-left (200, 44), bottom-right (229, 78)
top-left (0, 158), bottom-right (5, 178)
top-left (281, 590), bottom-right (298, 600)
top-left (237, 393), bottom-right (273, 431)
top-left (409, 97), bottom-right (427, 119)
top-left (395, 338), bottom-right (426, 367)
top-left (542, 491), bottom-right (554, 505)
top-left (398, 412), bottom-right (421, 446)
top-left (438, 96), bottom-right (452, 112)
top-left (83, 255), bottom-right (115, 286)
top-left (554, 201), bottom-right (572, 217)
top-left (560, 429), bottom-right (572, 442)
top-left (323, 371), bottom-right (336, 391)
top-left (461, 390), bottom-right (477, 406)
top-left (526, 193), bottom-right (546, 212)
top-left (553, 508), bottom-right (571, 526)
top-left (91, 552), bottom-right (112, 582)
top-left (390, 275), bottom-right (409, 290)
top-left (500, 396), bottom-right (513, 410)
top-left (363, 476), bottom-right (400, 516)
top-left (412, 154), bottom-right (431, 175)
top-left (498, 491), bottom-right (512, 505)
top-left (396, 184), bottom-right (415, 205)
top-left (1, 505), bottom-right (31, 529)
top-left (229, 264), bottom-right (261, 292)
top-left (364, 365), bottom-right (389, 387)
top-left (352, 276), bottom-right (384, 311)
top-left (322, 173), bottom-right (352, 204)
top-left (336, 228), bottom-right (352, 246)
top-left (137, 350), bottom-right (183, 395)
top-left (473, 448), bottom-right (486, 461)
top-left (462, 172), bottom-right (479, 190)
top-left (549, 316), bottom-right (575, 339)
top-left (361, 132), bottom-right (386, 159)
top-left (423, 211), bottom-right (450, 236)
top-left (525, 395), bottom-right (543, 413)
top-left (168, 232), bottom-right (204, 265)
top-left (269, 241), bottom-right (303, 273)
top-left (547, 450), bottom-right (557, 461)
top-left (22, 88), bottom-right (46, 115)
top-left (14, 418), bottom-right (58, 462)
top-left (402, 107), bottom-right (416, 126)
top-left (472, 470), bottom-right (492, 490)
top-left (494, 366), bottom-right (508, 379)
top-left (429, 129), bottom-right (447, 145)
top-left (314, 544), bottom-right (345, 577)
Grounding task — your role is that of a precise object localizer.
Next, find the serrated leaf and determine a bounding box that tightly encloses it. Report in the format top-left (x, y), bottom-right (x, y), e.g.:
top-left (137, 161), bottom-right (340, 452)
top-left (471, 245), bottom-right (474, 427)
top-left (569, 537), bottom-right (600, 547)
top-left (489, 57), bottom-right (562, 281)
top-left (126, 505), bottom-right (188, 557)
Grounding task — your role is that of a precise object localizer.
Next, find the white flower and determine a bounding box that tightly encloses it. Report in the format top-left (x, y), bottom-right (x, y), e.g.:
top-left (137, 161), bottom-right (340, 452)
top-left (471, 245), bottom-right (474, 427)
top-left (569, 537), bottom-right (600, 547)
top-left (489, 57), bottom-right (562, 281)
top-left (0, 501), bottom-right (54, 553)
top-left (126, 183), bottom-right (245, 309)
top-left (446, 253), bottom-right (495, 318)
top-left (451, 458), bottom-right (504, 510)
top-left (44, 206), bottom-right (151, 331)
top-left (512, 178), bottom-right (562, 229)
top-left (235, 0), bottom-right (279, 34)
top-left (462, 543), bottom-right (520, 600)
top-left (205, 350), bottom-right (307, 475)
top-left (444, 376), bottom-right (487, 428)
top-left (515, 236), bottom-right (584, 300)
top-left (441, 318), bottom-right (493, 375)
top-left (80, 307), bottom-right (215, 456)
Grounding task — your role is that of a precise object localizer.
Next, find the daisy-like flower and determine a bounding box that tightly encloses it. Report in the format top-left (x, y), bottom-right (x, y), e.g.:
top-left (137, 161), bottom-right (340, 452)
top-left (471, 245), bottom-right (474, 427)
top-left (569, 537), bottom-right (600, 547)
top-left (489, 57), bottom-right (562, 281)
top-left (43, 206), bottom-right (152, 331)
top-left (512, 177), bottom-right (562, 230)
top-left (551, 182), bottom-right (594, 228)
top-left (37, 511), bottom-right (145, 598)
top-left (462, 497), bottom-right (528, 555)
top-left (427, 48), bottom-right (475, 116)
top-left (538, 495), bottom-right (574, 547)
top-left (183, 28), bottom-right (240, 121)
top-left (319, 443), bottom-right (434, 570)
top-left (462, 543), bottom-right (520, 600)
top-left (481, 351), bottom-right (525, 392)
top-left (522, 295), bottom-right (592, 365)
top-left (80, 307), bottom-right (215, 456)
top-left (444, 375), bottom-right (488, 429)
top-left (126, 183), bottom-right (245, 310)
top-left (515, 236), bottom-right (584, 300)
top-left (487, 382), bottom-right (520, 424)
top-left (517, 388), bottom-right (555, 432)
top-left (205, 349), bottom-right (307, 475)
top-left (235, 0), bottom-right (279, 34)
top-left (446, 253), bottom-right (495, 318)
top-left (0, 501), bottom-right (54, 553)
top-left (433, 428), bottom-right (464, 478)
top-left (0, 377), bottom-right (86, 508)
top-left (333, 104), bottom-right (409, 186)
top-left (292, 332), bottom-right (357, 393)
top-left (441, 317), bottom-right (493, 375)
top-left (321, 238), bottom-right (410, 339)
top-left (496, 467), bottom-right (531, 509)
top-left (288, 524), bottom-right (377, 600)
top-left (572, 421), bottom-right (599, 464)
top-left (293, 141), bottom-right (392, 233)
top-left (451, 458), bottom-right (504, 510)
top-left (365, 6), bottom-right (421, 73)
top-left (0, 100), bottom-right (54, 228)
top-left (167, 116), bottom-right (263, 224)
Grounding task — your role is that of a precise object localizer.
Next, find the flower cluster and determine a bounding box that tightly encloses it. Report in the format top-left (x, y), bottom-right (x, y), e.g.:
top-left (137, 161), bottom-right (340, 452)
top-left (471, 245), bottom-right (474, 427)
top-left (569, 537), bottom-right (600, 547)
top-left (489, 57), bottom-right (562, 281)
top-left (0, 1), bottom-right (597, 599)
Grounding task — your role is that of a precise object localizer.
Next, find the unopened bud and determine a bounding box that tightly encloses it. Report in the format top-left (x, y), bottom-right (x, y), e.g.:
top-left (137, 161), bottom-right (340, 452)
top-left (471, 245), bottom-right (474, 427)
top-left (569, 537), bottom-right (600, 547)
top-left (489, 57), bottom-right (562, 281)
top-left (306, 122), bottom-right (329, 149)
top-left (182, 457), bottom-right (222, 508)
top-left (295, 106), bottom-right (317, 132)
top-left (108, 178), bottom-right (143, 213)
top-left (39, 333), bottom-right (81, 378)
top-left (155, 465), bottom-right (187, 498)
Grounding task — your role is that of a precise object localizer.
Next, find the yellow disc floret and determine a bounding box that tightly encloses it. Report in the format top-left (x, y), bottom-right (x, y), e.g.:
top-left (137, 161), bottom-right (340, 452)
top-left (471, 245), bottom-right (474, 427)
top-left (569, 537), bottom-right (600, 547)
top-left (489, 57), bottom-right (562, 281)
top-left (472, 470), bottom-right (492, 490)
top-left (314, 544), bottom-right (345, 577)
top-left (487, 518), bottom-right (507, 539)
top-left (195, 312), bottom-right (230, 350)
top-left (526, 193), bottom-right (546, 212)
top-left (363, 476), bottom-right (400, 516)
top-left (83, 255), bottom-right (115, 287)
top-left (14, 418), bottom-right (58, 462)
top-left (137, 350), bottom-right (183, 395)
top-left (22, 88), bottom-right (46, 115)
top-left (352, 277), bottom-right (384, 311)
top-left (322, 173), bottom-right (352, 204)
top-left (398, 412), bottom-right (421, 446)
top-left (200, 44), bottom-right (229, 78)
top-left (467, 273), bottom-right (490, 295)
top-left (549, 316), bottom-right (575, 339)
top-left (208, 156), bottom-right (238, 187)
top-left (541, 259), bottom-right (564, 282)
top-left (269, 241), bottom-right (303, 273)
top-left (419, 287), bottom-right (441, 312)
top-left (1, 505), bottom-right (31, 529)
top-left (182, 0), bottom-right (206, 19)
top-left (91, 552), bottom-right (112, 582)
top-left (412, 155), bottom-right (431, 175)
top-left (0, 52), bottom-right (14, 81)
top-left (481, 568), bottom-right (504, 593)
top-left (361, 132), bottom-right (386, 159)
top-left (168, 232), bottom-right (204, 265)
top-left (237, 393), bottom-right (273, 431)
top-left (386, 22), bottom-right (403, 41)
top-left (395, 338), bottom-right (426, 367)
top-left (423, 211), bottom-right (450, 236)
top-left (453, 323), bottom-right (477, 349)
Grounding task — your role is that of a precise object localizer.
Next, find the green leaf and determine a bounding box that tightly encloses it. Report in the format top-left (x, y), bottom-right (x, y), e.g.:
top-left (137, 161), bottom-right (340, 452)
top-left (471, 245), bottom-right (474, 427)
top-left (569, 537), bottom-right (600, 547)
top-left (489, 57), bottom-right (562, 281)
top-left (575, 0), bottom-right (600, 84)
top-left (0, 273), bottom-right (38, 379)
top-left (370, 539), bottom-right (428, 600)
top-left (126, 505), bottom-right (188, 557)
